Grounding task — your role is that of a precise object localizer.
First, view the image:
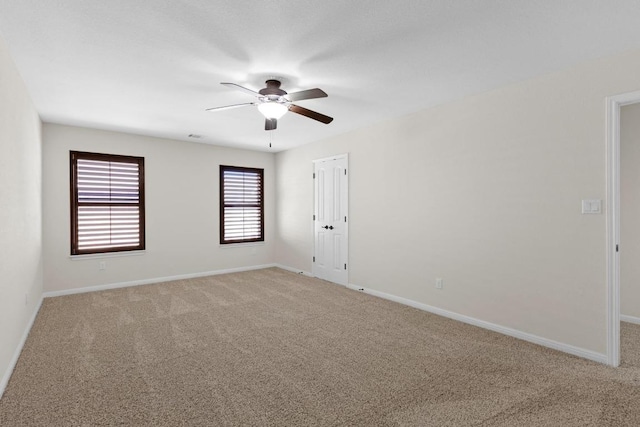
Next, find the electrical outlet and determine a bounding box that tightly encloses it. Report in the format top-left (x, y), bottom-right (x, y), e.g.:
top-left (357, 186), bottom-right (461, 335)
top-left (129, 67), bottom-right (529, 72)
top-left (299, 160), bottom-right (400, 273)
top-left (435, 278), bottom-right (443, 289)
top-left (99, 261), bottom-right (106, 270)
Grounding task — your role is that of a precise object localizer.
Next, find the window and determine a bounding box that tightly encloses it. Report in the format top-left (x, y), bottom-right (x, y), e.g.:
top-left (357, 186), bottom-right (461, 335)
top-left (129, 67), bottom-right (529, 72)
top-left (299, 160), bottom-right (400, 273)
top-left (220, 165), bottom-right (264, 244)
top-left (70, 151), bottom-right (145, 255)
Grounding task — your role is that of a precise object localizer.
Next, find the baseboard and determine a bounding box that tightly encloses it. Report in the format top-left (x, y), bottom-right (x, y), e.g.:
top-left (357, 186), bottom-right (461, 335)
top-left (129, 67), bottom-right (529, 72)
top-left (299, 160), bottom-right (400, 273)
top-left (274, 264), bottom-right (313, 277)
top-left (621, 314), bottom-right (640, 325)
top-left (347, 283), bottom-right (608, 365)
top-left (43, 263), bottom-right (279, 298)
top-left (0, 296), bottom-right (44, 399)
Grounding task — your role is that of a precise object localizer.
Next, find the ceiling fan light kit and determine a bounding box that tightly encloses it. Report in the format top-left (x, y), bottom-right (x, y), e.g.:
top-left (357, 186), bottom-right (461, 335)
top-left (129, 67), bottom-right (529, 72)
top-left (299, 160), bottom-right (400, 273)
top-left (257, 102), bottom-right (288, 119)
top-left (207, 79), bottom-right (333, 131)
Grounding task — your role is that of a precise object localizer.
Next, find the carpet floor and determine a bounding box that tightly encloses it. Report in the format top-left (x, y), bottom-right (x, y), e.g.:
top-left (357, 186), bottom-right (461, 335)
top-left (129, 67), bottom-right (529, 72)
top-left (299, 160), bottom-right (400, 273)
top-left (1, 267), bottom-right (640, 426)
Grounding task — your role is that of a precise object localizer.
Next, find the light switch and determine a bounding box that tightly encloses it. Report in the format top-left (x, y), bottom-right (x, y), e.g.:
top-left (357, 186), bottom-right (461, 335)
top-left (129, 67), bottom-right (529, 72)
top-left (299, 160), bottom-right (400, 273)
top-left (582, 199), bottom-right (602, 214)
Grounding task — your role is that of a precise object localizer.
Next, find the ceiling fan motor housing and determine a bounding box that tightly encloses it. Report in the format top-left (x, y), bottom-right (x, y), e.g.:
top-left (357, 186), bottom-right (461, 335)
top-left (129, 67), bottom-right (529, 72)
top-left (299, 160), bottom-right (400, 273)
top-left (259, 79), bottom-right (287, 98)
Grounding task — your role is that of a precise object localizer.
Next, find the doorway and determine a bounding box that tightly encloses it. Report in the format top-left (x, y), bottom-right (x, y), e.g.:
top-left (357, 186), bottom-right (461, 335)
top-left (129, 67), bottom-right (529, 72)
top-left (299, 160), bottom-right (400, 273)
top-left (312, 154), bottom-right (348, 285)
top-left (606, 90), bottom-right (640, 366)
top-left (619, 103), bottom-right (640, 367)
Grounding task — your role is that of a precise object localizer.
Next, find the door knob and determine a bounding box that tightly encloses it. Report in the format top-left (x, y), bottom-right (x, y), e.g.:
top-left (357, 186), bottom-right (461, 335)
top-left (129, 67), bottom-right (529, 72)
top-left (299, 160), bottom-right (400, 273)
top-left (322, 225), bottom-right (329, 229)
top-left (329, 226), bottom-right (334, 230)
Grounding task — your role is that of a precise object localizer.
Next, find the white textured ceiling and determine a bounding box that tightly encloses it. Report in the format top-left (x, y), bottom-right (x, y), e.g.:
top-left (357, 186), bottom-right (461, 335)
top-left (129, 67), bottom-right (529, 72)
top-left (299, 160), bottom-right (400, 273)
top-left (2, 1), bottom-right (640, 152)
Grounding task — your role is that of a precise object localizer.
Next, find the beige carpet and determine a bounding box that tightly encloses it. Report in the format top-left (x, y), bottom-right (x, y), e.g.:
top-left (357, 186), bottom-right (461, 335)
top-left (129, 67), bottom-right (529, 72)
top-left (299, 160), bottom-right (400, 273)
top-left (1, 268), bottom-right (640, 426)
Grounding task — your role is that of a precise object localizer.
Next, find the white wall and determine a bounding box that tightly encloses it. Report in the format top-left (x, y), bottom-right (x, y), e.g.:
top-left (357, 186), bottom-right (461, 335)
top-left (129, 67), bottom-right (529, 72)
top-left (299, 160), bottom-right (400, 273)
top-left (43, 124), bottom-right (275, 293)
top-left (276, 48), bottom-right (640, 356)
top-left (621, 103), bottom-right (640, 320)
top-left (0, 37), bottom-right (43, 394)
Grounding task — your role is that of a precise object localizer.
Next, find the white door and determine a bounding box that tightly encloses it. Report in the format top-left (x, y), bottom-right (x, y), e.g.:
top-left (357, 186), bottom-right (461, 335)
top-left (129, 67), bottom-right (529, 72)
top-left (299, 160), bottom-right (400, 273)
top-left (313, 154), bottom-right (348, 285)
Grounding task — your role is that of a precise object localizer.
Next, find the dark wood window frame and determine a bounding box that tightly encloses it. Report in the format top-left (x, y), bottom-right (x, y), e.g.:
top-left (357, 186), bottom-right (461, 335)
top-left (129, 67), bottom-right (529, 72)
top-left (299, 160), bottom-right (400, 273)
top-left (220, 165), bottom-right (264, 244)
top-left (70, 151), bottom-right (145, 255)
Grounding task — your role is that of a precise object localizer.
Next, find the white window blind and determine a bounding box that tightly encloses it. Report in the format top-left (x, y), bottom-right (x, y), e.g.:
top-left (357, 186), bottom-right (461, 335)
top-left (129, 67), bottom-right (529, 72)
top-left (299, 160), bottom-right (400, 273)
top-left (71, 152), bottom-right (145, 255)
top-left (220, 166), bottom-right (264, 244)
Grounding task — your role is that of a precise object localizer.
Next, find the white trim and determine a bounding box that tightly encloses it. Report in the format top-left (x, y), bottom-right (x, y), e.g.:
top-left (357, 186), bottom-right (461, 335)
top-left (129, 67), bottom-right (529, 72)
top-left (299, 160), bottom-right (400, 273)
top-left (621, 315), bottom-right (640, 325)
top-left (606, 94), bottom-right (621, 367)
top-left (312, 153), bottom-right (349, 164)
top-left (274, 264), bottom-right (313, 277)
top-left (0, 296), bottom-right (44, 399)
top-left (605, 90), bottom-right (640, 367)
top-left (347, 283), bottom-right (608, 365)
top-left (43, 264), bottom-right (278, 298)
top-left (607, 89), bottom-right (640, 106)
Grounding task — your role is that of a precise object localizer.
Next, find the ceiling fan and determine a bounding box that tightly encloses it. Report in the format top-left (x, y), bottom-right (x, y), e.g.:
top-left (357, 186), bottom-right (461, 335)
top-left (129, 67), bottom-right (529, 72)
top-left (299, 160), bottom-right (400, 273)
top-left (206, 79), bottom-right (333, 131)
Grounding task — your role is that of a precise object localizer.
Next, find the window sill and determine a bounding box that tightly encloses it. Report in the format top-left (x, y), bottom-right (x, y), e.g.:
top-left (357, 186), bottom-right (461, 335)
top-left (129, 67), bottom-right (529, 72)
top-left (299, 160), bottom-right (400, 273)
top-left (219, 242), bottom-right (265, 249)
top-left (70, 250), bottom-right (146, 261)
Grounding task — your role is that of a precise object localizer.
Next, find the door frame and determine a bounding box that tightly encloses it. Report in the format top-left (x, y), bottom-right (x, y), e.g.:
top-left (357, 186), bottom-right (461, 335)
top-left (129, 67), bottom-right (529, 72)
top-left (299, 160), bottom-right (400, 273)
top-left (312, 153), bottom-right (349, 285)
top-left (606, 89), bottom-right (640, 367)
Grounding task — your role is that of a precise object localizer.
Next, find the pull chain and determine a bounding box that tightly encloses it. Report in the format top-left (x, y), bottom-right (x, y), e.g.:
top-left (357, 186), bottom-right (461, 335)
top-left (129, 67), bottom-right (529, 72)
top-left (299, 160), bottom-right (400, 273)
top-left (269, 130), bottom-right (272, 148)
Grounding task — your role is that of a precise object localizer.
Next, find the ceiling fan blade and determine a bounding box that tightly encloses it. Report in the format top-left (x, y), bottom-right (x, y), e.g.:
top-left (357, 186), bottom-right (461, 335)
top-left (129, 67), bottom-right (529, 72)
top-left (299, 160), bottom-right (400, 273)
top-left (221, 82), bottom-right (261, 97)
top-left (205, 102), bottom-right (255, 112)
top-left (265, 118), bottom-right (277, 131)
top-left (288, 104), bottom-right (333, 124)
top-left (285, 88), bottom-right (328, 102)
